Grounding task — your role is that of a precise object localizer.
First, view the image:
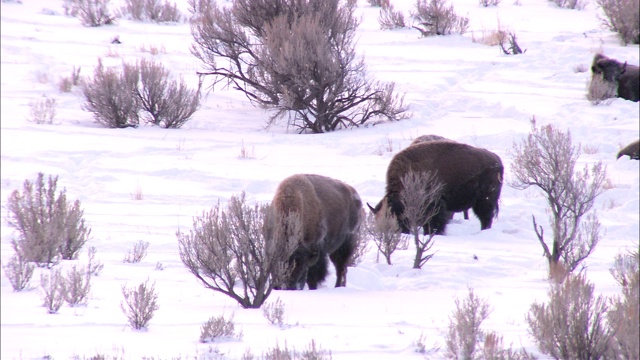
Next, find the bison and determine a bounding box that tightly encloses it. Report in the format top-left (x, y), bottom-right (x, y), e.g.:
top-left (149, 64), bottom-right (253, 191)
top-left (591, 53), bottom-right (640, 102)
top-left (370, 141), bottom-right (504, 235)
top-left (271, 174), bottom-right (364, 290)
top-left (409, 135), bottom-right (469, 220)
top-left (617, 139), bottom-right (640, 160)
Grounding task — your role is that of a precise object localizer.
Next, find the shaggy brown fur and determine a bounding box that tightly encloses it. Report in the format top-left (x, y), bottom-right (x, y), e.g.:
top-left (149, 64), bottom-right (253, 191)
top-left (591, 54), bottom-right (640, 102)
top-left (617, 139), bottom-right (640, 160)
top-left (371, 141), bottom-right (503, 235)
top-left (408, 134), bottom-right (469, 220)
top-left (271, 174), bottom-right (363, 290)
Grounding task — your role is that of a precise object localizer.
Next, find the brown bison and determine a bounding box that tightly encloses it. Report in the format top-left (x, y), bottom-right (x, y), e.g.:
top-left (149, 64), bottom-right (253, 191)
top-left (617, 139), bottom-right (640, 160)
top-left (409, 134), bottom-right (469, 220)
top-left (370, 141), bottom-right (503, 235)
top-left (271, 174), bottom-right (364, 290)
top-left (591, 53), bottom-right (640, 102)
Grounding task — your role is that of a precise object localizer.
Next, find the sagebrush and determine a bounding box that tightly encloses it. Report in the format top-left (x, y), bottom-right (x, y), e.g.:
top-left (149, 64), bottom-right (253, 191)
top-left (120, 279), bottom-right (159, 329)
top-left (199, 314), bottom-right (242, 343)
top-left (596, 0), bottom-right (639, 45)
top-left (63, 0), bottom-right (117, 27)
top-left (411, 0), bottom-right (469, 37)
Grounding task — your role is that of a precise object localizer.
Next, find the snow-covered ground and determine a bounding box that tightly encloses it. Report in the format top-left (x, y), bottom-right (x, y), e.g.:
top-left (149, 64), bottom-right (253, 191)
top-left (1, 0), bottom-right (638, 359)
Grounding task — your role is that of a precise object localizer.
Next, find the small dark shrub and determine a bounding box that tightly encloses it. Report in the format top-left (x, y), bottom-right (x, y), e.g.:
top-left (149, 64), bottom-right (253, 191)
top-left (499, 31), bottom-right (524, 55)
top-left (411, 0), bottom-right (469, 37)
top-left (199, 314), bottom-right (242, 343)
top-left (479, 0), bottom-right (501, 7)
top-left (63, 0), bottom-right (116, 27)
top-left (596, 0), bottom-right (639, 45)
top-left (120, 279), bottom-right (159, 329)
top-left (123, 240), bottom-right (149, 263)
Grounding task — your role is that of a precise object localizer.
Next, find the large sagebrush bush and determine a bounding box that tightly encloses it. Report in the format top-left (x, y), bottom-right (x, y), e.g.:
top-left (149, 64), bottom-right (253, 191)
top-left (120, 279), bottom-right (159, 329)
top-left (63, 0), bottom-right (117, 27)
top-left (177, 192), bottom-right (298, 309)
top-left (596, 0), bottom-right (639, 45)
top-left (411, 0), bottom-right (469, 37)
top-left (607, 249), bottom-right (639, 359)
top-left (189, 0), bottom-right (408, 133)
top-left (6, 173), bottom-right (91, 268)
top-left (82, 59), bottom-right (200, 128)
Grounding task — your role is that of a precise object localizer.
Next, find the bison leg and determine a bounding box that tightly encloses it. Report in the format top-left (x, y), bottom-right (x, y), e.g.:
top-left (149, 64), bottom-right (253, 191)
top-left (472, 200), bottom-right (497, 230)
top-left (463, 210), bottom-right (469, 220)
top-left (426, 208), bottom-right (451, 235)
top-left (329, 236), bottom-right (356, 287)
top-left (306, 254), bottom-right (328, 290)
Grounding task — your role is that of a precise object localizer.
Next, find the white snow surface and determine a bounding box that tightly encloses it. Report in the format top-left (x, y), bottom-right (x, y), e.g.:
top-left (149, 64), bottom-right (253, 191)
top-left (1, 0), bottom-right (638, 359)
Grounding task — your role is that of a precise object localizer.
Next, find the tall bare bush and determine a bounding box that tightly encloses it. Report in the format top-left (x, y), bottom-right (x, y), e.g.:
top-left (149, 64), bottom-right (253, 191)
top-left (596, 0), bottom-right (639, 45)
top-left (41, 269), bottom-right (66, 314)
top-left (364, 209), bottom-right (404, 265)
top-left (189, 0), bottom-right (408, 133)
top-left (526, 273), bottom-right (612, 359)
top-left (411, 0), bottom-right (469, 37)
top-left (120, 0), bottom-right (181, 22)
top-left (550, 0), bottom-right (588, 10)
top-left (199, 314), bottom-right (242, 343)
top-left (6, 173), bottom-right (91, 268)
top-left (399, 171), bottom-right (444, 269)
top-left (378, 3), bottom-right (406, 30)
top-left (177, 192), bottom-right (298, 308)
top-left (510, 120), bottom-right (606, 279)
top-left (64, 263), bottom-right (92, 306)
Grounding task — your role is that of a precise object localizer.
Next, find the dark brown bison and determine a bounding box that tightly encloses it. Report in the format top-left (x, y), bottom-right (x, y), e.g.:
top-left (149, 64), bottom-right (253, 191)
top-left (617, 139), bottom-right (640, 160)
top-left (409, 134), bottom-right (469, 220)
top-left (591, 53), bottom-right (640, 102)
top-left (370, 141), bottom-right (503, 235)
top-left (271, 174), bottom-right (364, 290)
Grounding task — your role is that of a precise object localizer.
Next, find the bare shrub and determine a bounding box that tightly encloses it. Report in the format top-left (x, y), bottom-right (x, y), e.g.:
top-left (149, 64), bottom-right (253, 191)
top-left (239, 140), bottom-right (255, 159)
top-left (364, 209), bottom-right (403, 265)
top-left (573, 63), bottom-right (588, 73)
top-left (587, 75), bottom-right (617, 105)
top-left (445, 287), bottom-right (491, 359)
top-left (607, 249), bottom-right (639, 359)
top-left (472, 28), bottom-right (507, 46)
top-left (41, 269), bottom-right (65, 314)
top-left (2, 252), bottom-right (35, 291)
top-left (120, 0), bottom-right (181, 22)
top-left (596, 0), bottom-right (639, 45)
top-left (550, 0), bottom-right (588, 10)
top-left (7, 173), bottom-right (90, 268)
top-left (58, 66), bottom-right (82, 93)
top-left (400, 171), bottom-right (444, 269)
top-left (28, 95), bottom-right (57, 124)
top-left (136, 59), bottom-right (200, 129)
top-left (510, 119), bottom-right (607, 279)
top-left (87, 246), bottom-right (104, 276)
top-left (199, 314), bottom-right (242, 343)
top-left (63, 0), bottom-right (116, 27)
top-left (63, 263), bottom-right (91, 306)
top-left (348, 222), bottom-right (370, 267)
top-left (123, 240), bottom-right (149, 263)
top-left (368, 0), bottom-right (389, 6)
top-left (262, 297), bottom-right (285, 327)
top-left (130, 182), bottom-right (143, 200)
top-left (120, 279), bottom-right (159, 329)
top-left (526, 273), bottom-right (612, 359)
top-left (480, 0), bottom-right (501, 7)
top-left (499, 31), bottom-right (524, 55)
top-left (139, 43), bottom-right (166, 55)
top-left (177, 192), bottom-right (298, 309)
top-left (378, 3), bottom-right (406, 30)
top-left (411, 0), bottom-right (470, 37)
top-left (482, 331), bottom-right (538, 360)
top-left (583, 144), bottom-right (599, 154)
top-left (189, 0), bottom-right (408, 133)
top-left (82, 59), bottom-right (140, 128)
top-left (257, 340), bottom-right (332, 360)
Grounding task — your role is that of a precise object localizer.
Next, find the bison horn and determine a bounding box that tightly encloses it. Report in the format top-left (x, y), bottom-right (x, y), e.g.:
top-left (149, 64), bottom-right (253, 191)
top-left (366, 203), bottom-right (376, 213)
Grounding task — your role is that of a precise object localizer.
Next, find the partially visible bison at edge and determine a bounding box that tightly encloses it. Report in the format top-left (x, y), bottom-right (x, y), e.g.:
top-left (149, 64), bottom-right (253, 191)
top-left (617, 139), bottom-right (640, 160)
top-left (591, 53), bottom-right (640, 102)
top-left (270, 174), bottom-right (364, 290)
top-left (370, 141), bottom-right (504, 235)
